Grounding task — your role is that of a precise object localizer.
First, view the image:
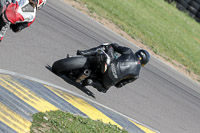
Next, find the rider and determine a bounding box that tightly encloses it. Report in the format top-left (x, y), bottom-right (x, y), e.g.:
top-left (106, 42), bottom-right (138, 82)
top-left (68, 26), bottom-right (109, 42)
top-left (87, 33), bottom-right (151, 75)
top-left (77, 43), bottom-right (150, 93)
top-left (0, 0), bottom-right (46, 41)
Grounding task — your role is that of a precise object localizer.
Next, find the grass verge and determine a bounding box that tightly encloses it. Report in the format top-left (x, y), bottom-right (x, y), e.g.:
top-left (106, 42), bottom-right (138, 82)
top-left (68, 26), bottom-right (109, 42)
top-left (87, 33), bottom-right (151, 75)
top-left (73, 0), bottom-right (200, 80)
top-left (30, 110), bottom-right (128, 133)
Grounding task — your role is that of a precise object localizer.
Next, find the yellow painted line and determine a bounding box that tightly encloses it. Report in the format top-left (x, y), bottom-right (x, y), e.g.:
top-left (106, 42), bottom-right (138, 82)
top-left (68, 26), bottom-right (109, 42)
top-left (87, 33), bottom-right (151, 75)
top-left (0, 102), bottom-right (31, 133)
top-left (129, 120), bottom-right (156, 133)
top-left (0, 75), bottom-right (58, 112)
top-left (45, 85), bottom-right (123, 129)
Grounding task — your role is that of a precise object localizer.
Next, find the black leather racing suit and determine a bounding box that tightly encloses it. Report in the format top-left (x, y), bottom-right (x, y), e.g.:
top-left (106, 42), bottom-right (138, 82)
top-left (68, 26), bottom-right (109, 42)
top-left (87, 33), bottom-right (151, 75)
top-left (102, 43), bottom-right (141, 92)
top-left (78, 43), bottom-right (141, 93)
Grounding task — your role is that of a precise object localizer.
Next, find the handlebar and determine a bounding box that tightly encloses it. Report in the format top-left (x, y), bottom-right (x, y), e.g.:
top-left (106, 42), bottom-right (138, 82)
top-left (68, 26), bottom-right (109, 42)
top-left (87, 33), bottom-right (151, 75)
top-left (96, 47), bottom-right (112, 65)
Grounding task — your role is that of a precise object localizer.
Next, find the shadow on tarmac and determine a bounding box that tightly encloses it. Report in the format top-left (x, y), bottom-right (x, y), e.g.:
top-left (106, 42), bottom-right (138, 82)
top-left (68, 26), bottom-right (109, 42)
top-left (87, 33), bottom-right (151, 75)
top-left (45, 65), bottom-right (96, 98)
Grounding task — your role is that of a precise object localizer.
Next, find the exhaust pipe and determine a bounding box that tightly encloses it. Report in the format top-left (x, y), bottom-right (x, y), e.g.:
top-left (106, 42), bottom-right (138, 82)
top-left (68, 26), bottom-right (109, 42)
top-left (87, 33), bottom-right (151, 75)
top-left (76, 69), bottom-right (91, 83)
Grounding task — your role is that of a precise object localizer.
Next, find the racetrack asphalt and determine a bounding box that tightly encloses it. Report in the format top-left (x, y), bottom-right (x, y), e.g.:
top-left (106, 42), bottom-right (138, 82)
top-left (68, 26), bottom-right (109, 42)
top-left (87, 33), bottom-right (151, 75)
top-left (0, 0), bottom-right (200, 133)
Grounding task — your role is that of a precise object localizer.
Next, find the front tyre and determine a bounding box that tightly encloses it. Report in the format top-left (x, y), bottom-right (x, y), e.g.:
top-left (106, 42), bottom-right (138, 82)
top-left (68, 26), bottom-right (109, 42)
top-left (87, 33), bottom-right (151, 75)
top-left (52, 56), bottom-right (87, 74)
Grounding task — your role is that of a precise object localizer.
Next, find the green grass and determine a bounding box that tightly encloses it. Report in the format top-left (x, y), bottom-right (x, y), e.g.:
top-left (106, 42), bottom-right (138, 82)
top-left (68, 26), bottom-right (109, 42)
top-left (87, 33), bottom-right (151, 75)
top-left (30, 110), bottom-right (128, 133)
top-left (77, 0), bottom-right (200, 76)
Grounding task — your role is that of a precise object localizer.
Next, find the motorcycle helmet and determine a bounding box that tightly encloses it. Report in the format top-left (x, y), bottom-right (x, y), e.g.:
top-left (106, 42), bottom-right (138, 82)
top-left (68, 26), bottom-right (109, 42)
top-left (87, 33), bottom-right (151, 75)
top-left (36, 0), bottom-right (46, 10)
top-left (135, 49), bottom-right (150, 66)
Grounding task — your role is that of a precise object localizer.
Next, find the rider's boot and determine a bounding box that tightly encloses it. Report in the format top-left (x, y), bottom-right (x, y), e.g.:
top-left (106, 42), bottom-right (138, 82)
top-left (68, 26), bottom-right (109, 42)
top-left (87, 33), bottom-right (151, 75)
top-left (92, 80), bottom-right (107, 93)
top-left (82, 79), bottom-right (93, 86)
top-left (83, 79), bottom-right (107, 93)
top-left (0, 22), bottom-right (9, 42)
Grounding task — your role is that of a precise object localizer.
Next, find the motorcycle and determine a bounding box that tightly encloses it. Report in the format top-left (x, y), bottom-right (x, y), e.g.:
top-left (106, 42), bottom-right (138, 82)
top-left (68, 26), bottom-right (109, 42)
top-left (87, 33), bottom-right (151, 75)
top-left (52, 45), bottom-right (117, 86)
top-left (0, 0), bottom-right (12, 41)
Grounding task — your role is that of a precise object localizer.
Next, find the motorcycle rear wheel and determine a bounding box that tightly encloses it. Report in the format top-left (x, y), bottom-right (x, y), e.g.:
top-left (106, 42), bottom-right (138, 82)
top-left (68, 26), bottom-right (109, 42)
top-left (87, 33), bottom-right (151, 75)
top-left (52, 56), bottom-right (87, 74)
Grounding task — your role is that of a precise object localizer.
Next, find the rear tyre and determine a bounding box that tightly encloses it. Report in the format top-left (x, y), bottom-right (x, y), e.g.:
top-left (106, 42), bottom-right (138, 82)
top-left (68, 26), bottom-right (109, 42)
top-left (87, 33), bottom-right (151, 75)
top-left (176, 0), bottom-right (190, 11)
top-left (52, 56), bottom-right (87, 74)
top-left (195, 12), bottom-right (200, 22)
top-left (188, 0), bottom-right (200, 10)
top-left (194, 0), bottom-right (200, 4)
top-left (187, 5), bottom-right (198, 17)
